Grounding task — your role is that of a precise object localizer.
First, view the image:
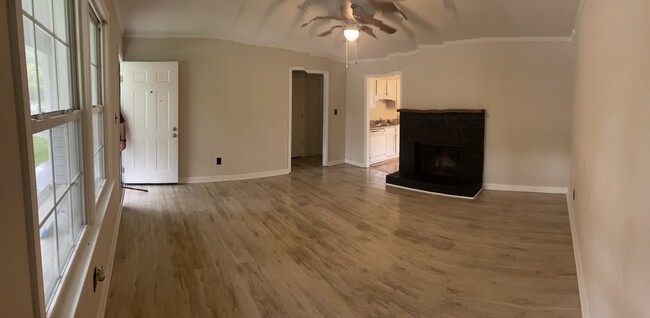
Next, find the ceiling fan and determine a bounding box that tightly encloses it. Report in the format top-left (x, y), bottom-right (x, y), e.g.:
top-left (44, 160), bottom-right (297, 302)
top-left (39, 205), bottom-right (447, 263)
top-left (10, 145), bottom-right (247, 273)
top-left (301, 0), bottom-right (408, 40)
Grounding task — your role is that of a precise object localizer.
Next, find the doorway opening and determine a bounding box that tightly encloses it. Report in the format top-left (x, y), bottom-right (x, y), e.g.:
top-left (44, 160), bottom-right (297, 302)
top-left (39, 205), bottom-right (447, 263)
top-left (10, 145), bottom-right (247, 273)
top-left (289, 68), bottom-right (329, 169)
top-left (365, 72), bottom-right (402, 173)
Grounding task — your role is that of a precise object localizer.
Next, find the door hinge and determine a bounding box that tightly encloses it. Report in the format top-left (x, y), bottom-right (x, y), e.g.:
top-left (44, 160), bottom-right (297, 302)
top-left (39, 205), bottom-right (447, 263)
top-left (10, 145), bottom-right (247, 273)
top-left (120, 75), bottom-right (123, 83)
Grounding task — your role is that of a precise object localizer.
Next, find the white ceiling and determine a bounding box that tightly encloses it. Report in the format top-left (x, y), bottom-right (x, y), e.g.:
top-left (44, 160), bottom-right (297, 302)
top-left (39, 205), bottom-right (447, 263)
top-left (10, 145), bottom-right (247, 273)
top-left (115, 0), bottom-right (580, 60)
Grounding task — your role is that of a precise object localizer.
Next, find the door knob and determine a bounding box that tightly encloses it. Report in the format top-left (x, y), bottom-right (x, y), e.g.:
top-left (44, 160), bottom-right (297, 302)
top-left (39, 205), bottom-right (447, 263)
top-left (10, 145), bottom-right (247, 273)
top-left (172, 133), bottom-right (177, 138)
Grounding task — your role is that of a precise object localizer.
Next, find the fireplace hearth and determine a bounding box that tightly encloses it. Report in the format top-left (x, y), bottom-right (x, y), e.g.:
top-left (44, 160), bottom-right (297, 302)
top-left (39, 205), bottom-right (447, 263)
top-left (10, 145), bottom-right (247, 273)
top-left (386, 109), bottom-right (485, 198)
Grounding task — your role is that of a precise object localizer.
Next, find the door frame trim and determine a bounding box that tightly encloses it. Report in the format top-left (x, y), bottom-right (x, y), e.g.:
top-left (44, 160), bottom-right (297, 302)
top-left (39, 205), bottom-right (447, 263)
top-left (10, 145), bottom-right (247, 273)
top-left (288, 67), bottom-right (329, 170)
top-left (364, 71), bottom-right (402, 167)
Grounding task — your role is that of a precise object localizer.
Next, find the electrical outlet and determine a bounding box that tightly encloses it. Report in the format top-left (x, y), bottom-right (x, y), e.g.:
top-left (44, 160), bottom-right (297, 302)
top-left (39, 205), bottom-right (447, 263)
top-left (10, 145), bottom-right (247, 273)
top-left (572, 189), bottom-right (576, 200)
top-left (216, 158), bottom-right (222, 165)
top-left (334, 109), bottom-right (338, 115)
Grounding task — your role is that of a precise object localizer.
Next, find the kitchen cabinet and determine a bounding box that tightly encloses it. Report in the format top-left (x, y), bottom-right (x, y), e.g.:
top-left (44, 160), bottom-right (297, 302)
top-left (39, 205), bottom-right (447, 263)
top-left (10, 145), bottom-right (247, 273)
top-left (374, 79), bottom-right (398, 101)
top-left (386, 80), bottom-right (397, 100)
top-left (395, 125), bottom-right (399, 157)
top-left (384, 126), bottom-right (396, 156)
top-left (369, 125), bottom-right (400, 164)
top-left (370, 130), bottom-right (386, 160)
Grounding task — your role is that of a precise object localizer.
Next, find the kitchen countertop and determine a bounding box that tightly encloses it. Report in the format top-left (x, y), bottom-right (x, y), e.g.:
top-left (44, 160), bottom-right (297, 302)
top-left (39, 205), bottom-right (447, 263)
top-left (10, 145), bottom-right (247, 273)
top-left (370, 123), bottom-right (400, 129)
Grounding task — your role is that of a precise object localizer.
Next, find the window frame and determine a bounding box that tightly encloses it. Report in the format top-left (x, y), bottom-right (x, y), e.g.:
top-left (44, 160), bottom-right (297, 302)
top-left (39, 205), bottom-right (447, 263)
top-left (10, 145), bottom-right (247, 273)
top-left (88, 4), bottom-right (106, 199)
top-left (18, 0), bottom-right (90, 313)
top-left (10, 0), bottom-right (120, 315)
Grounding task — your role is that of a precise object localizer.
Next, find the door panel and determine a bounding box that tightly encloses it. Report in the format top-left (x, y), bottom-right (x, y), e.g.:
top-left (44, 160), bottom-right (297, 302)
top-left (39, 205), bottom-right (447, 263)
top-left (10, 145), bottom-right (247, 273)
top-left (121, 62), bottom-right (179, 184)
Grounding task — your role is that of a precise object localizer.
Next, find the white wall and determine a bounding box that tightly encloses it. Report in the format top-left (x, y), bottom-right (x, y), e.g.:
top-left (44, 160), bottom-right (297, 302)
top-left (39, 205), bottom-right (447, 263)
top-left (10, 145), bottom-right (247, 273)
top-left (123, 37), bottom-right (347, 180)
top-left (570, 0), bottom-right (650, 317)
top-left (346, 40), bottom-right (575, 187)
top-left (0, 1), bottom-right (37, 315)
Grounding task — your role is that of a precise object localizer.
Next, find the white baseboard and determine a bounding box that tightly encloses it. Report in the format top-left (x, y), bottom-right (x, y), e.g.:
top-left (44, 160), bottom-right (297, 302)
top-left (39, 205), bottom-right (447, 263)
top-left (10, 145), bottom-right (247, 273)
top-left (566, 193), bottom-right (590, 318)
top-left (344, 159), bottom-right (367, 167)
top-left (179, 169), bottom-right (290, 184)
top-left (326, 159), bottom-right (345, 166)
top-left (483, 183), bottom-right (568, 194)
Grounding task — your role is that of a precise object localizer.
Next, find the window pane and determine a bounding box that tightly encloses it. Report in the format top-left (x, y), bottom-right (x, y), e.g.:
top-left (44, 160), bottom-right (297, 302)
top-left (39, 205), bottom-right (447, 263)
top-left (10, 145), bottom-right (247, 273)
top-left (23, 17), bottom-right (40, 115)
top-left (56, 193), bottom-right (73, 270)
top-left (39, 213), bottom-right (58, 305)
top-left (91, 66), bottom-right (98, 105)
top-left (52, 123), bottom-right (70, 202)
top-left (33, 131), bottom-right (54, 224)
top-left (67, 121), bottom-right (80, 177)
top-left (70, 180), bottom-right (83, 240)
top-left (92, 110), bottom-right (105, 193)
top-left (56, 41), bottom-right (71, 110)
top-left (34, 0), bottom-right (53, 31)
top-left (89, 20), bottom-right (97, 65)
top-left (22, 0), bottom-right (32, 15)
top-left (53, 0), bottom-right (67, 42)
top-left (94, 148), bottom-right (105, 196)
top-left (35, 26), bottom-right (58, 113)
top-left (93, 111), bottom-right (103, 150)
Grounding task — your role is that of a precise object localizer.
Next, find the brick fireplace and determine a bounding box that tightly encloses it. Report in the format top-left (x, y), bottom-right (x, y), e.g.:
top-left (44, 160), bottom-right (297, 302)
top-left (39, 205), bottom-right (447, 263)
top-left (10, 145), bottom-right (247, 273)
top-left (386, 109), bottom-right (485, 198)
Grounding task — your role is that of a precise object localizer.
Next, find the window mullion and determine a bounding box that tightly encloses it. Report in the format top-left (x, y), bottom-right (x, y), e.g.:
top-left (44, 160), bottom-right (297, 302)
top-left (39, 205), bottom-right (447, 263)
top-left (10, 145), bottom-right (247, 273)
top-left (53, 207), bottom-right (61, 277)
top-left (38, 207), bottom-right (56, 228)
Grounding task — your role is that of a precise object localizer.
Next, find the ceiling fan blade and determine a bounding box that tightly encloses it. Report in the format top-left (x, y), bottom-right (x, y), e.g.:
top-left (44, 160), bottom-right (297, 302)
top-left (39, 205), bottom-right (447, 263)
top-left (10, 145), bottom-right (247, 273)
top-left (360, 16), bottom-right (397, 34)
top-left (368, 0), bottom-right (408, 20)
top-left (359, 25), bottom-right (377, 39)
top-left (301, 16), bottom-right (349, 28)
top-left (342, 0), bottom-right (354, 21)
top-left (318, 25), bottom-right (345, 37)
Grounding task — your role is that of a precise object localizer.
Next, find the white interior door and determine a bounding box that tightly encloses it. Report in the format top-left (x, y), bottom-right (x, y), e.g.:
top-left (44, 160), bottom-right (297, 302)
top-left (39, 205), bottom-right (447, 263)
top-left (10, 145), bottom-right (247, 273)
top-left (121, 62), bottom-right (179, 184)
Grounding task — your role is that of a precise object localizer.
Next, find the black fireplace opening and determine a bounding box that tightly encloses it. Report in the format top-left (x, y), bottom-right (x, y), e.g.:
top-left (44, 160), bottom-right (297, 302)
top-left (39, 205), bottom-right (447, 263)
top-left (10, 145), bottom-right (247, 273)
top-left (416, 143), bottom-right (461, 178)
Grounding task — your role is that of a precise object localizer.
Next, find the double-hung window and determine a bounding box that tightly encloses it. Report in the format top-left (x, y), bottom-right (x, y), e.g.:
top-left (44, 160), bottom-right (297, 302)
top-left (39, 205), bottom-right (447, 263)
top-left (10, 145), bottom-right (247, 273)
top-left (89, 7), bottom-right (105, 197)
top-left (21, 0), bottom-right (85, 308)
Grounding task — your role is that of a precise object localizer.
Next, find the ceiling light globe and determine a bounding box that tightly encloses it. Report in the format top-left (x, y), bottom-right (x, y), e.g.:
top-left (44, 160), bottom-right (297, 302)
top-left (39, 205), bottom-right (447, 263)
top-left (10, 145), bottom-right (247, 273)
top-left (343, 26), bottom-right (360, 42)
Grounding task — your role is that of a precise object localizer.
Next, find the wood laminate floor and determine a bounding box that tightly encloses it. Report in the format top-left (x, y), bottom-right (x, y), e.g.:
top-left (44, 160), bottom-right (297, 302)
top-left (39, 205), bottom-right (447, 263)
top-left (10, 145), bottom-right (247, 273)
top-left (371, 158), bottom-right (400, 174)
top-left (106, 156), bottom-right (581, 318)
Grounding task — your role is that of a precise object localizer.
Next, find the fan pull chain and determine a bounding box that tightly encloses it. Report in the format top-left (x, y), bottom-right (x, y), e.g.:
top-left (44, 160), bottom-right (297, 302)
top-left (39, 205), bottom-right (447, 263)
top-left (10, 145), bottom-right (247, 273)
top-left (354, 40), bottom-right (358, 65)
top-left (345, 40), bottom-right (348, 68)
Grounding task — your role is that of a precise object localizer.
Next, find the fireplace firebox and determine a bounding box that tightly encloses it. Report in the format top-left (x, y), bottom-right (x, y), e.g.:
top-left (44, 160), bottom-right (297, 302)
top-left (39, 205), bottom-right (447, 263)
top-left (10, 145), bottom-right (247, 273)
top-left (386, 109), bottom-right (485, 198)
top-left (416, 144), bottom-right (461, 178)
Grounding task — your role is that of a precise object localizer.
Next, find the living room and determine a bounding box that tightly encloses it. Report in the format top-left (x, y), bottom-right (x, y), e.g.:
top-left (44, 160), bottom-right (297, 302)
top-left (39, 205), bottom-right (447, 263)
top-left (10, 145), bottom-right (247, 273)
top-left (1, 1), bottom-right (649, 317)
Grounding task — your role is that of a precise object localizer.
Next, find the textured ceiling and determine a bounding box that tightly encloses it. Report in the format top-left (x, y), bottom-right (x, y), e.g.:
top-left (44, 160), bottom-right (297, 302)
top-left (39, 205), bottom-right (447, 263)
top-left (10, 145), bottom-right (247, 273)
top-left (116, 0), bottom-right (580, 60)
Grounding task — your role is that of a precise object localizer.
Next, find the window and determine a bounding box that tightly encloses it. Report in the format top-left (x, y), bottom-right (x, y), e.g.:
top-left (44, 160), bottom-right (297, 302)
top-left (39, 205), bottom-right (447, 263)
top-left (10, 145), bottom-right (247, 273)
top-left (21, 0), bottom-right (85, 308)
top-left (89, 8), bottom-right (105, 197)
top-left (32, 122), bottom-right (84, 304)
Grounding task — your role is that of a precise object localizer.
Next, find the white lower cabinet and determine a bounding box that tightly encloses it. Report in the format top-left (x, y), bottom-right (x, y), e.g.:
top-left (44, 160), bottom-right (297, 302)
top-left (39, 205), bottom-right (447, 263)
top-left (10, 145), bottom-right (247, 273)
top-left (385, 126), bottom-right (396, 157)
top-left (370, 130), bottom-right (386, 161)
top-left (369, 125), bottom-right (399, 164)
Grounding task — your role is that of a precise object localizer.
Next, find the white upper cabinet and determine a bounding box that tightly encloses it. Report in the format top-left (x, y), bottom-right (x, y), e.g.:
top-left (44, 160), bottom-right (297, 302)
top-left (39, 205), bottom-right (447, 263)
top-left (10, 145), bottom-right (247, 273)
top-left (373, 78), bottom-right (399, 102)
top-left (386, 79), bottom-right (398, 100)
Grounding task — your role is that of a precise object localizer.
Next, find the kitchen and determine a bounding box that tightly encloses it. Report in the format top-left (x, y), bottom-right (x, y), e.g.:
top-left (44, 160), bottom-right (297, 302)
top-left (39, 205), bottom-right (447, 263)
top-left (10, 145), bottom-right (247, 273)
top-left (367, 74), bottom-right (401, 170)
